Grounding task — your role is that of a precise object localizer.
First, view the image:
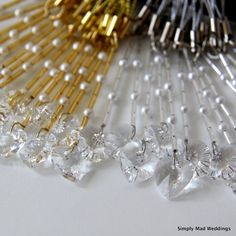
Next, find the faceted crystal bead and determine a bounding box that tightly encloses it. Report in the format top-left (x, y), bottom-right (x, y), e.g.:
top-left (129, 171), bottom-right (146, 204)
top-left (210, 145), bottom-right (236, 180)
top-left (0, 133), bottom-right (14, 158)
top-left (117, 139), bottom-right (158, 183)
top-left (17, 137), bottom-right (47, 167)
top-left (155, 150), bottom-right (196, 200)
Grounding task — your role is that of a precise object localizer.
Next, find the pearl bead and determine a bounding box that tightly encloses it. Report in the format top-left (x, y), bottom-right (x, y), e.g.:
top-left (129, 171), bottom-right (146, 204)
top-left (164, 82), bottom-right (172, 90)
top-left (23, 15), bottom-right (31, 24)
top-left (218, 123), bottom-right (227, 132)
top-left (60, 63), bottom-right (70, 72)
top-left (80, 82), bottom-right (89, 90)
top-left (96, 74), bottom-right (104, 82)
top-left (1, 68), bottom-right (11, 77)
top-left (202, 89), bottom-right (211, 97)
top-left (14, 9), bottom-right (23, 17)
top-left (144, 74), bottom-right (152, 82)
top-left (8, 29), bottom-right (18, 38)
top-left (220, 74), bottom-right (225, 81)
top-left (22, 62), bottom-right (31, 71)
top-left (49, 68), bottom-right (59, 77)
top-left (0, 46), bottom-right (8, 55)
top-left (215, 96), bottom-right (224, 104)
top-left (188, 72), bottom-right (195, 80)
top-left (25, 42), bottom-right (33, 51)
top-left (59, 97), bottom-right (69, 105)
top-left (198, 66), bottom-right (205, 72)
top-left (167, 115), bottom-right (175, 124)
top-left (78, 67), bottom-right (87, 75)
top-left (130, 92), bottom-right (138, 100)
top-left (83, 108), bottom-right (93, 117)
top-left (53, 20), bottom-right (62, 28)
top-left (141, 106), bottom-right (149, 114)
top-left (31, 26), bottom-right (39, 34)
top-left (44, 60), bottom-right (53, 69)
top-left (38, 93), bottom-right (49, 102)
top-left (180, 105), bottom-right (188, 113)
top-left (72, 42), bottom-right (80, 50)
top-left (31, 45), bottom-right (41, 54)
top-left (132, 59), bottom-right (142, 68)
top-left (155, 88), bottom-right (162, 97)
top-left (108, 92), bottom-right (116, 101)
top-left (199, 106), bottom-right (207, 114)
top-left (84, 44), bottom-right (93, 53)
top-left (177, 72), bottom-right (184, 79)
top-left (97, 51), bottom-right (107, 61)
top-left (118, 59), bottom-right (128, 67)
top-left (52, 38), bottom-right (62, 47)
top-left (154, 56), bottom-right (160, 64)
top-left (64, 73), bottom-right (75, 82)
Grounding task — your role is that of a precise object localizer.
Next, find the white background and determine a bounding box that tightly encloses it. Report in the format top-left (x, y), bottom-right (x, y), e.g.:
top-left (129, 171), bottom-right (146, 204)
top-left (0, 0), bottom-right (236, 236)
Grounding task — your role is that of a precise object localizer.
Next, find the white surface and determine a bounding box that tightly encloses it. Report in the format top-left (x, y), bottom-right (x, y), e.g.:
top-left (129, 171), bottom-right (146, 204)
top-left (0, 1), bottom-right (236, 236)
top-left (0, 159), bottom-right (236, 236)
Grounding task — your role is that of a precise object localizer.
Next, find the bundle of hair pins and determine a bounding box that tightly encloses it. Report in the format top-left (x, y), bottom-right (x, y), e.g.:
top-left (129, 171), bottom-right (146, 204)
top-left (0, 0), bottom-right (236, 200)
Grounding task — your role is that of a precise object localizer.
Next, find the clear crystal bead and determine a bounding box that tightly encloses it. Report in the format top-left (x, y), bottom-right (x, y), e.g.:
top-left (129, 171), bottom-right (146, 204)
top-left (117, 139), bottom-right (158, 183)
top-left (17, 137), bottom-right (47, 167)
top-left (0, 133), bottom-right (14, 158)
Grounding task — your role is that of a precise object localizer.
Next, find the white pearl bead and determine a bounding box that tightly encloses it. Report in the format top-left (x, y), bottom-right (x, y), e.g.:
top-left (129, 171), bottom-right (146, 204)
top-left (218, 123), bottom-right (227, 132)
top-left (31, 26), bottom-right (39, 35)
top-left (59, 97), bottom-right (69, 105)
top-left (155, 88), bottom-right (162, 97)
top-left (64, 73), bottom-right (75, 82)
top-left (83, 108), bottom-right (93, 117)
top-left (78, 67), bottom-right (87, 75)
top-left (108, 92), bottom-right (116, 101)
top-left (84, 44), bottom-right (93, 53)
top-left (80, 82), bottom-right (89, 90)
top-left (141, 106), bottom-right (149, 114)
top-left (203, 89), bottom-right (211, 97)
top-left (97, 51), bottom-right (107, 61)
top-left (177, 72), bottom-right (184, 79)
top-left (180, 105), bottom-right (188, 113)
top-left (31, 45), bottom-right (41, 54)
top-left (215, 96), bottom-right (224, 104)
top-left (22, 62), bottom-right (31, 71)
top-left (188, 72), bottom-right (195, 80)
top-left (199, 106), bottom-right (207, 114)
top-left (44, 60), bottom-right (53, 69)
top-left (130, 92), bottom-right (138, 100)
top-left (198, 66), bottom-right (205, 72)
top-left (167, 115), bottom-right (175, 124)
top-left (23, 15), bottom-right (31, 24)
top-left (1, 68), bottom-right (11, 77)
top-left (118, 59), bottom-right (128, 67)
top-left (154, 56), bottom-right (160, 64)
top-left (220, 74), bottom-right (225, 81)
top-left (96, 74), bottom-right (104, 82)
top-left (0, 46), bottom-right (8, 55)
top-left (49, 68), bottom-right (59, 77)
top-left (144, 74), bottom-right (152, 82)
top-left (52, 38), bottom-right (62, 47)
top-left (132, 59), bottom-right (142, 68)
top-left (53, 20), bottom-right (62, 28)
top-left (8, 29), bottom-right (18, 39)
top-left (14, 9), bottom-right (23, 17)
top-left (25, 42), bottom-right (33, 51)
top-left (60, 63), bottom-right (70, 72)
top-left (38, 93), bottom-right (49, 102)
top-left (72, 42), bottom-right (80, 50)
top-left (164, 82), bottom-right (172, 90)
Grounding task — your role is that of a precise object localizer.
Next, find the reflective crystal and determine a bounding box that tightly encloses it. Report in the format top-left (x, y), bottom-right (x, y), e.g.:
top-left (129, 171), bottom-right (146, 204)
top-left (117, 139), bottom-right (158, 183)
top-left (17, 137), bottom-right (48, 167)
